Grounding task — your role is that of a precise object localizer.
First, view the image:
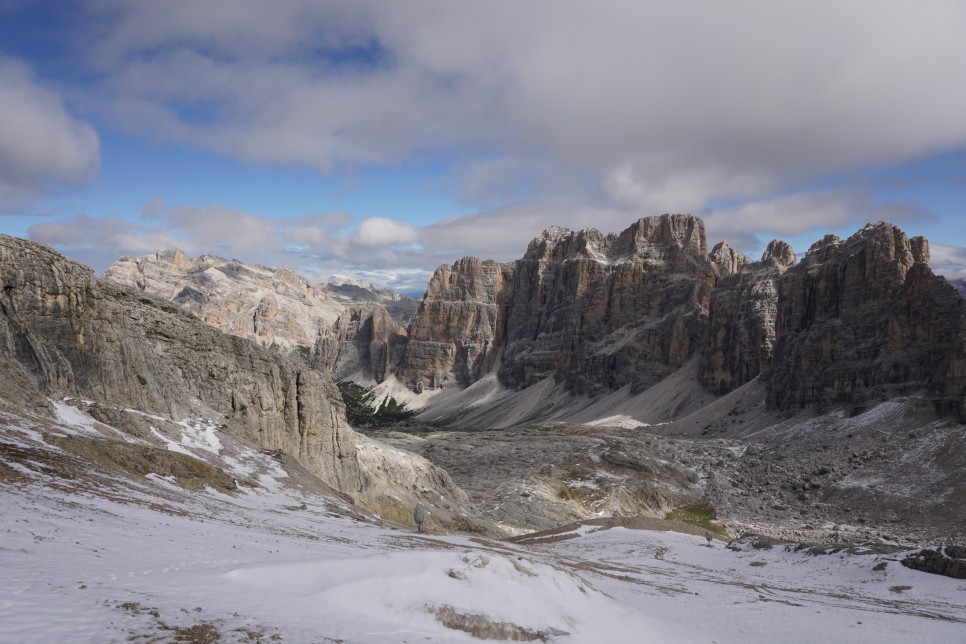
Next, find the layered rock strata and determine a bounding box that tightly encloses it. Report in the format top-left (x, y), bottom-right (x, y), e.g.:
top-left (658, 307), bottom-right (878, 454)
top-left (313, 305), bottom-right (408, 383)
top-left (700, 240), bottom-right (796, 394)
top-left (403, 257), bottom-right (514, 388)
top-left (767, 223), bottom-right (965, 418)
top-left (104, 250), bottom-right (341, 351)
top-left (403, 214), bottom-right (723, 395)
top-left (0, 236), bottom-right (481, 529)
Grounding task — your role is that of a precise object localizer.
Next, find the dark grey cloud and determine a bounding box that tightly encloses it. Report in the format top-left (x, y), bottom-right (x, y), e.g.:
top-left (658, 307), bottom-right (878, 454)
top-left (704, 186), bottom-right (939, 251)
top-left (80, 0), bottom-right (966, 211)
top-left (18, 1), bottom-right (966, 291)
top-left (0, 59), bottom-right (100, 208)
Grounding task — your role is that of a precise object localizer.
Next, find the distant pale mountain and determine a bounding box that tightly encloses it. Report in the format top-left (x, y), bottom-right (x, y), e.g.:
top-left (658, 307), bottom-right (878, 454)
top-left (317, 274), bottom-right (421, 324)
top-left (0, 235), bottom-right (482, 532)
top-left (952, 278), bottom-right (966, 297)
top-left (102, 251), bottom-right (418, 351)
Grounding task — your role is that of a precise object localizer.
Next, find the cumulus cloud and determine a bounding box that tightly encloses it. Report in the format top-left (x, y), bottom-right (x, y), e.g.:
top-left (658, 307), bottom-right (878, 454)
top-left (0, 59), bottom-right (100, 207)
top-left (930, 243), bottom-right (966, 281)
top-left (20, 1), bottom-right (966, 292)
top-left (28, 188), bottom-right (952, 296)
top-left (162, 204), bottom-right (284, 254)
top-left (26, 199), bottom-right (434, 292)
top-left (29, 214), bottom-right (132, 247)
top-left (79, 0), bottom-right (966, 198)
top-left (352, 217), bottom-right (418, 247)
top-left (704, 186), bottom-right (937, 251)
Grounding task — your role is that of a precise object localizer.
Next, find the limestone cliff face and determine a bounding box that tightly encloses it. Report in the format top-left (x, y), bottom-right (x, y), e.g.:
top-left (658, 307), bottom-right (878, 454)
top-left (313, 305), bottom-right (408, 383)
top-left (500, 215), bottom-right (717, 395)
top-left (403, 257), bottom-right (514, 388)
top-left (1, 237), bottom-right (355, 488)
top-left (708, 241), bottom-right (752, 277)
top-left (700, 240), bottom-right (796, 394)
top-left (767, 223), bottom-right (965, 417)
top-left (401, 214), bottom-right (719, 395)
top-left (0, 236), bottom-right (480, 529)
top-left (103, 250), bottom-right (343, 351)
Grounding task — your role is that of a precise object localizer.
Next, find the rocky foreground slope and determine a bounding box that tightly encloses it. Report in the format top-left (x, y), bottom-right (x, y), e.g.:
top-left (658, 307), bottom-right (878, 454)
top-left (0, 235), bottom-right (484, 531)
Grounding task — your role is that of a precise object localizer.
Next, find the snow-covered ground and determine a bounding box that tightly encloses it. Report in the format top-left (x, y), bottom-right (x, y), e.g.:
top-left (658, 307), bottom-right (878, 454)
top-left (2, 405), bottom-right (965, 642)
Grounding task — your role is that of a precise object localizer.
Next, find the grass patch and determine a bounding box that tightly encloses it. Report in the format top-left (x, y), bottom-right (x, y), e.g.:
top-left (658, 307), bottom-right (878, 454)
top-left (664, 501), bottom-right (729, 537)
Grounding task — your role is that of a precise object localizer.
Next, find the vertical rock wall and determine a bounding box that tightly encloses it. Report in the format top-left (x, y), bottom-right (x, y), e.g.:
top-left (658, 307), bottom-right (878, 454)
top-left (767, 223), bottom-right (965, 417)
top-left (700, 240), bottom-right (796, 394)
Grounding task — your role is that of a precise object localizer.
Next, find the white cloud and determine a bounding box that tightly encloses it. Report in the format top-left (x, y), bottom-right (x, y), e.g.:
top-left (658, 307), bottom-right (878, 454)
top-left (28, 188), bottom-right (954, 296)
top-left (162, 204), bottom-right (284, 254)
top-left (930, 243), bottom-right (966, 281)
top-left (78, 0), bottom-right (966, 198)
top-left (604, 162), bottom-right (772, 214)
top-left (352, 217), bottom-right (418, 247)
top-left (704, 186), bottom-right (937, 252)
top-left (0, 59), bottom-right (100, 207)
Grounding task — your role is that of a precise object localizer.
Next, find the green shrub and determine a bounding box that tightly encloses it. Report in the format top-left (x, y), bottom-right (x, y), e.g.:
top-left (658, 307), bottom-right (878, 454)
top-left (337, 381), bottom-right (415, 427)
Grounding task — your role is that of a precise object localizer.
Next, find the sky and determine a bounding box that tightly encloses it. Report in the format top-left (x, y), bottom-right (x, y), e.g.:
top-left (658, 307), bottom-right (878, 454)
top-left (1, 0), bottom-right (965, 294)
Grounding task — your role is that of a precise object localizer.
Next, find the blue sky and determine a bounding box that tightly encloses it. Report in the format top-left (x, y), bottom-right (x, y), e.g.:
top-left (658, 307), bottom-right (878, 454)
top-left (1, 1), bottom-right (965, 294)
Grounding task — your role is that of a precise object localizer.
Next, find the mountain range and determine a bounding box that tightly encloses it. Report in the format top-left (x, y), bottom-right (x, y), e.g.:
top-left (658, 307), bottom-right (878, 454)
top-left (285, 214), bottom-right (962, 429)
top-left (4, 214), bottom-right (962, 536)
top-left (3, 214), bottom-right (965, 640)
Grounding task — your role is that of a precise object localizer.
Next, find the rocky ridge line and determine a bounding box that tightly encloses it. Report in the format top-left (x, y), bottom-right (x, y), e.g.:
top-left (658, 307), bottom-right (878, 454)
top-left (0, 235), bottom-right (484, 531)
top-left (103, 250), bottom-right (418, 352)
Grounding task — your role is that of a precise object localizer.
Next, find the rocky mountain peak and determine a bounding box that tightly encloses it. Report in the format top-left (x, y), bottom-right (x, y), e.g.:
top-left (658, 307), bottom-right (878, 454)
top-left (399, 214), bottom-right (718, 394)
top-left (769, 221), bottom-right (963, 417)
top-left (524, 226), bottom-right (604, 262)
top-left (522, 214), bottom-right (708, 267)
top-left (856, 221), bottom-right (930, 275)
top-left (804, 233), bottom-right (843, 260)
top-left (624, 213), bottom-right (707, 258)
top-left (154, 248), bottom-right (188, 266)
top-left (709, 241), bottom-right (751, 277)
top-left (103, 252), bottom-right (421, 352)
top-left (761, 239), bottom-right (796, 268)
top-left (103, 250), bottom-right (340, 351)
top-left (1, 235), bottom-right (485, 532)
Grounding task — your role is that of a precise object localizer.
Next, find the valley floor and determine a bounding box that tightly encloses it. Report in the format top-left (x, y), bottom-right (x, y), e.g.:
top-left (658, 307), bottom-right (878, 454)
top-left (2, 443), bottom-right (964, 643)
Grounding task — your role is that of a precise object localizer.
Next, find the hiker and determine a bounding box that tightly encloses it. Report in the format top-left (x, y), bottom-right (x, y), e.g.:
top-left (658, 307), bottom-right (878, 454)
top-left (414, 503), bottom-right (425, 533)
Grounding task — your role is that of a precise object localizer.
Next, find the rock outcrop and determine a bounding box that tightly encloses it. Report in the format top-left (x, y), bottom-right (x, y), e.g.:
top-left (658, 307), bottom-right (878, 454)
top-left (103, 252), bottom-right (420, 354)
top-left (767, 223), bottom-right (965, 418)
top-left (401, 214), bottom-right (719, 395)
top-left (319, 276), bottom-right (421, 324)
top-left (700, 240), bottom-right (796, 394)
top-left (403, 257), bottom-right (514, 388)
top-left (104, 250), bottom-right (342, 351)
top-left (313, 305), bottom-right (408, 383)
top-left (901, 547), bottom-right (966, 579)
top-left (708, 240), bottom-right (751, 277)
top-left (0, 235), bottom-right (483, 530)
